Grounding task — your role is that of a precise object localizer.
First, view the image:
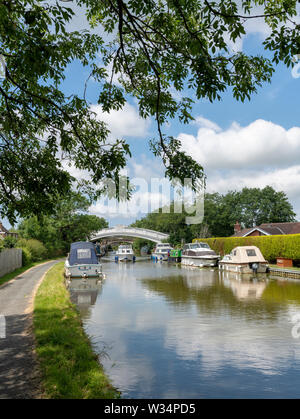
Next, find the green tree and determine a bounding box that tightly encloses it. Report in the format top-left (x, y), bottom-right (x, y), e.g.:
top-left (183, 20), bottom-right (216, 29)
top-left (3, 235), bottom-right (17, 248)
top-left (200, 187), bottom-right (296, 236)
top-left (132, 203), bottom-right (194, 245)
top-left (1, 1), bottom-right (300, 222)
top-left (18, 192), bottom-right (108, 253)
top-left (132, 186), bottom-right (296, 241)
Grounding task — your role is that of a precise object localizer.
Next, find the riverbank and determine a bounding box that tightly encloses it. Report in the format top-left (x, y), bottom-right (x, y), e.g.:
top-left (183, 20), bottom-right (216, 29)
top-left (33, 262), bottom-right (120, 399)
top-left (269, 264), bottom-right (300, 279)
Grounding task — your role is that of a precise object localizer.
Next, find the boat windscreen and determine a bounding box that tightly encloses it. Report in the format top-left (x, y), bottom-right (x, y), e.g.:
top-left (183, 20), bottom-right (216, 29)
top-left (191, 243), bottom-right (210, 249)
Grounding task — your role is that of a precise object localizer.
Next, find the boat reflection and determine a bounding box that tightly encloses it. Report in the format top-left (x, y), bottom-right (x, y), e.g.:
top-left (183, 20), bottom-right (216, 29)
top-left (67, 277), bottom-right (103, 316)
top-left (182, 267), bottom-right (216, 290)
top-left (220, 270), bottom-right (267, 300)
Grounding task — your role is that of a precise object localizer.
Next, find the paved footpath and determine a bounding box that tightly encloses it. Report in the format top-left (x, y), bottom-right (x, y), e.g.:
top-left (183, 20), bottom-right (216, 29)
top-left (0, 260), bottom-right (59, 399)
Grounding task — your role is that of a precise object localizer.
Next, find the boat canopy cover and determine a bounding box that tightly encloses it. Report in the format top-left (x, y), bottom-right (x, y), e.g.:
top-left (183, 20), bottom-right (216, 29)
top-left (69, 242), bottom-right (98, 265)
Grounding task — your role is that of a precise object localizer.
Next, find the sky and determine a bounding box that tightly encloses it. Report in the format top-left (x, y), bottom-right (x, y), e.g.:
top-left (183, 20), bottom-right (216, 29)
top-left (63, 4), bottom-right (300, 226)
top-left (5, 2), bottom-right (300, 229)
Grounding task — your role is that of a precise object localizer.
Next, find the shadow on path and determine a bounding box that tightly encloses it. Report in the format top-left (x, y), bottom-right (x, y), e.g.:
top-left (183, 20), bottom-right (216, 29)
top-left (0, 313), bottom-right (41, 399)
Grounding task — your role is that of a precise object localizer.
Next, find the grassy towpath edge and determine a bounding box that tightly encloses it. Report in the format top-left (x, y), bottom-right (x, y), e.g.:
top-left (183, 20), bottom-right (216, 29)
top-left (33, 262), bottom-right (120, 399)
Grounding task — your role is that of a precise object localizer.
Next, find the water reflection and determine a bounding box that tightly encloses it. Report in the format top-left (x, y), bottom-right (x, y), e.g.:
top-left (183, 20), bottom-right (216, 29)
top-left (67, 277), bottom-right (103, 318)
top-left (78, 262), bottom-right (300, 398)
top-left (221, 271), bottom-right (267, 301)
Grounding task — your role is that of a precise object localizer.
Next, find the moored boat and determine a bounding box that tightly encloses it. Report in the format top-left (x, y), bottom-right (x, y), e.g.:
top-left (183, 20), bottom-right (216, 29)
top-left (181, 242), bottom-right (220, 267)
top-left (219, 246), bottom-right (268, 274)
top-left (65, 241), bottom-right (103, 279)
top-left (115, 244), bottom-right (135, 262)
top-left (168, 248), bottom-right (182, 263)
top-left (151, 243), bottom-right (173, 261)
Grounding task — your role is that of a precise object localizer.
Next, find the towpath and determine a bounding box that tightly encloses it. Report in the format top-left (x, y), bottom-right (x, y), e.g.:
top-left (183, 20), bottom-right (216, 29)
top-left (0, 260), bottom-right (59, 399)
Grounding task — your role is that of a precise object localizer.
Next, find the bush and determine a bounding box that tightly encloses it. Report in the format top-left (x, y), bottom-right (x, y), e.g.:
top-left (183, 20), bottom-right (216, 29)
top-left (193, 234), bottom-right (300, 263)
top-left (3, 235), bottom-right (18, 248)
top-left (21, 247), bottom-right (32, 266)
top-left (16, 238), bottom-right (47, 261)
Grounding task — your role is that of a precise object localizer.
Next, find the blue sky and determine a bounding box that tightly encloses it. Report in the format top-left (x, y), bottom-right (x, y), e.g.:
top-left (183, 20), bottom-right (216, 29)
top-left (4, 3), bottom-right (300, 229)
top-left (77, 20), bottom-right (300, 227)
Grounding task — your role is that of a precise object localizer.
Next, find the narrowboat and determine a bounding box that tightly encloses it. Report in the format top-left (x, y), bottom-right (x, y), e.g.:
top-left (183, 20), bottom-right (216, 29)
top-left (168, 248), bottom-right (182, 263)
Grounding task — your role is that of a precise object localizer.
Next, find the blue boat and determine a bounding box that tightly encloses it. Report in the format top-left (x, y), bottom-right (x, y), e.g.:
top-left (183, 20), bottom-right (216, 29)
top-left (65, 242), bottom-right (103, 279)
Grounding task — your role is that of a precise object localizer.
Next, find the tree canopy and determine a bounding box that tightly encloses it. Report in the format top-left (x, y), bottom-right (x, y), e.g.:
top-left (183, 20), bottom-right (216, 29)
top-left (132, 186), bottom-right (296, 243)
top-left (1, 0), bottom-right (300, 222)
top-left (17, 192), bottom-right (108, 253)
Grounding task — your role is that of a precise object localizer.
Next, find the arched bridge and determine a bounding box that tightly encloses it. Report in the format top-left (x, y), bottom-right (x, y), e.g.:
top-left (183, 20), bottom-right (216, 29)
top-left (90, 225), bottom-right (169, 244)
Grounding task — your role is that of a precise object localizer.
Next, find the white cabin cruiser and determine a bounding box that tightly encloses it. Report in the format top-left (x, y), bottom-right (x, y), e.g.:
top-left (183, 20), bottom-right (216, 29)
top-left (115, 244), bottom-right (135, 262)
top-left (181, 242), bottom-right (220, 267)
top-left (65, 242), bottom-right (103, 279)
top-left (151, 243), bottom-right (173, 261)
top-left (219, 246), bottom-right (268, 274)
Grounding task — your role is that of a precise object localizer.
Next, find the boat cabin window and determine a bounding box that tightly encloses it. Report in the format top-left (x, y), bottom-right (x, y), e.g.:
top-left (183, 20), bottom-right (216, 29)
top-left (77, 249), bottom-right (92, 259)
top-left (191, 243), bottom-right (210, 249)
top-left (246, 249), bottom-right (256, 257)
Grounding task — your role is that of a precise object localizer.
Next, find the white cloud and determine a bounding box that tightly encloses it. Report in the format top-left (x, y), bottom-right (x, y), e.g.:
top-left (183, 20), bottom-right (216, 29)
top-left (130, 154), bottom-right (164, 181)
top-left (90, 103), bottom-right (150, 139)
top-left (180, 118), bottom-right (300, 170)
top-left (206, 166), bottom-right (300, 198)
top-left (179, 116), bottom-right (300, 219)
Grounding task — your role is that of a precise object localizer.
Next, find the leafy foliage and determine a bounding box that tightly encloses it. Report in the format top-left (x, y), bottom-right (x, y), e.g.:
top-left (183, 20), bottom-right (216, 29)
top-left (20, 246), bottom-right (32, 266)
top-left (18, 192), bottom-right (108, 253)
top-left (1, 0), bottom-right (300, 221)
top-left (0, 0), bottom-right (130, 222)
top-left (200, 186), bottom-right (296, 237)
top-left (132, 186), bottom-right (296, 243)
top-left (16, 238), bottom-right (47, 261)
top-left (3, 234), bottom-right (17, 248)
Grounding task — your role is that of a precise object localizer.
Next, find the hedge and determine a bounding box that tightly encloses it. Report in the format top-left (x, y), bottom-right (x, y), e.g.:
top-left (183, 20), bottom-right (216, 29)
top-left (16, 238), bottom-right (47, 262)
top-left (193, 234), bottom-right (300, 263)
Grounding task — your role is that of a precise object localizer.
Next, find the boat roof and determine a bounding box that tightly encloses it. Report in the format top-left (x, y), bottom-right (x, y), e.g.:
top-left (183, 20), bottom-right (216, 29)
top-left (226, 246), bottom-right (266, 263)
top-left (69, 242), bottom-right (98, 265)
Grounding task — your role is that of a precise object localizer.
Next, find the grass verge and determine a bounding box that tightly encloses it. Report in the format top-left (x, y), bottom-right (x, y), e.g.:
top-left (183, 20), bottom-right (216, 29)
top-left (33, 262), bottom-right (119, 399)
top-left (0, 260), bottom-right (53, 287)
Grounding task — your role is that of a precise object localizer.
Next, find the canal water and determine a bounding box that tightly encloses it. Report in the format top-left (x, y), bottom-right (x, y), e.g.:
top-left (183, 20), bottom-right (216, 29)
top-left (69, 260), bottom-right (300, 398)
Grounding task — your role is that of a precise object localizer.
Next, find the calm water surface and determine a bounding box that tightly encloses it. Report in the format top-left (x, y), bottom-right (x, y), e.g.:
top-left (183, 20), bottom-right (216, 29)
top-left (70, 260), bottom-right (300, 398)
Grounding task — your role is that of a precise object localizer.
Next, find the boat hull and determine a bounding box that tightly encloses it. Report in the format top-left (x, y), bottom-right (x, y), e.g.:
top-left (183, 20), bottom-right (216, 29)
top-left (64, 261), bottom-right (103, 279)
top-left (116, 253), bottom-right (135, 262)
top-left (219, 262), bottom-right (268, 274)
top-left (181, 255), bottom-right (219, 267)
top-left (151, 252), bottom-right (169, 261)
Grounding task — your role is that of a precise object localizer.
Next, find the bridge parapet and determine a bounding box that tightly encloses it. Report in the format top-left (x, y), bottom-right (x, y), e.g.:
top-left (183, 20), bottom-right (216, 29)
top-left (91, 225), bottom-right (169, 243)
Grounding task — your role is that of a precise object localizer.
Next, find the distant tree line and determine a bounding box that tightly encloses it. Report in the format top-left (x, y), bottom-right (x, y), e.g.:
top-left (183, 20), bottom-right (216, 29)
top-left (131, 186), bottom-right (296, 246)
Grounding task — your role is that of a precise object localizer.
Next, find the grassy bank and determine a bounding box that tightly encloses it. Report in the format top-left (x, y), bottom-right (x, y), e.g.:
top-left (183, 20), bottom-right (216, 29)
top-left (0, 260), bottom-right (53, 287)
top-left (33, 262), bottom-right (119, 399)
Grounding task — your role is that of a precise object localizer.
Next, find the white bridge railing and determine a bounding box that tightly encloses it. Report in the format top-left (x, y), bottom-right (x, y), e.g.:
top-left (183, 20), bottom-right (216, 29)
top-left (91, 225), bottom-right (169, 243)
